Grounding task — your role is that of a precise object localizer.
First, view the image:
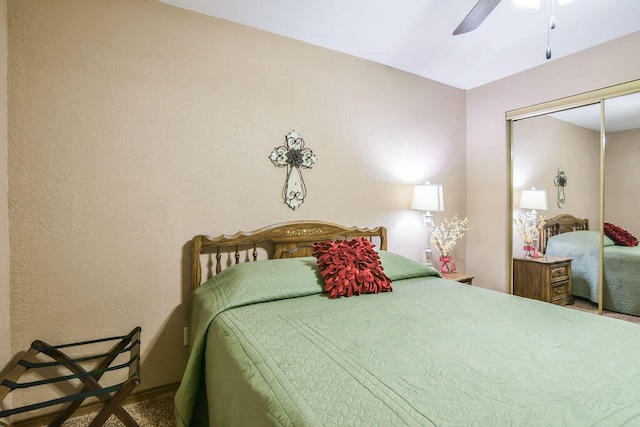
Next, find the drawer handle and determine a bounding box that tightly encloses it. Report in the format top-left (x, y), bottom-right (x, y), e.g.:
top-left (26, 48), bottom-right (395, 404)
top-left (552, 267), bottom-right (567, 278)
top-left (554, 286), bottom-right (565, 295)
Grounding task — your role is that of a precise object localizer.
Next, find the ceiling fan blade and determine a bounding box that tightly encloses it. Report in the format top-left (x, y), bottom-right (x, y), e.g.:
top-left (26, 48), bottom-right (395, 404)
top-left (453, 0), bottom-right (503, 35)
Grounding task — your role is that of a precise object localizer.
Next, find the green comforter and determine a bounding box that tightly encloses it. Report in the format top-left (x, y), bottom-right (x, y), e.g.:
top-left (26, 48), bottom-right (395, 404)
top-left (175, 251), bottom-right (640, 426)
top-left (546, 230), bottom-right (640, 315)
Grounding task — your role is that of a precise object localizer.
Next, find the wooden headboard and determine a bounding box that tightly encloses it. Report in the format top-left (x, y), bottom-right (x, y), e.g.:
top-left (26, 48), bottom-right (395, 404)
top-left (191, 221), bottom-right (387, 290)
top-left (540, 214), bottom-right (589, 253)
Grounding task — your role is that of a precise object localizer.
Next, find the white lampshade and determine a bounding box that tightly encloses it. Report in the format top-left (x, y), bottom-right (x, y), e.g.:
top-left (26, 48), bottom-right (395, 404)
top-left (520, 188), bottom-right (548, 210)
top-left (411, 184), bottom-right (445, 212)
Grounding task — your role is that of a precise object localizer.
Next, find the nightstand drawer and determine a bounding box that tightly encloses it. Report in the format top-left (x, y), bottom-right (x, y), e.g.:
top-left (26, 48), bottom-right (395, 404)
top-left (512, 256), bottom-right (573, 306)
top-left (551, 281), bottom-right (569, 301)
top-left (550, 263), bottom-right (570, 283)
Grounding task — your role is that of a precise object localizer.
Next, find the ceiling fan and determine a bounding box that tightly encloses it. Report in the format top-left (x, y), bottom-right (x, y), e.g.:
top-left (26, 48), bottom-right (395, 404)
top-left (453, 0), bottom-right (502, 35)
top-left (454, 0), bottom-right (557, 59)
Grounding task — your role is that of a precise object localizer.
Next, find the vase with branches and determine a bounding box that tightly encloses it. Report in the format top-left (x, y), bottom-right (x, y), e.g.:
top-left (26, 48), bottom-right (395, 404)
top-left (513, 213), bottom-right (546, 258)
top-left (431, 215), bottom-right (472, 273)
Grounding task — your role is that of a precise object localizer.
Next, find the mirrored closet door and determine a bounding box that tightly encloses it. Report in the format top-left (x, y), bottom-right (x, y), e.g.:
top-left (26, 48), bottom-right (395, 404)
top-left (601, 92), bottom-right (640, 316)
top-left (507, 79), bottom-right (640, 315)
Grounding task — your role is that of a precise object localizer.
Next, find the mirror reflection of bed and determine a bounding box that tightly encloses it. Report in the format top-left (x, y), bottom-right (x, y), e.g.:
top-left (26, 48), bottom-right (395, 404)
top-left (508, 81), bottom-right (640, 320)
top-left (542, 214), bottom-right (640, 321)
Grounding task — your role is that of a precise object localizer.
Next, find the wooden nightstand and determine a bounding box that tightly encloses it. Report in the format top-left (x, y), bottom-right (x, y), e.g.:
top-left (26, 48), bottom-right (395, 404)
top-left (513, 255), bottom-right (573, 305)
top-left (441, 272), bottom-right (474, 285)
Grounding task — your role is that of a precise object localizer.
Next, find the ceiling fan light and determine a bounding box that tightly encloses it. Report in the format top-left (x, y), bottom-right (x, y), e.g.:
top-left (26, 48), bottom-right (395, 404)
top-left (514, 0), bottom-right (541, 9)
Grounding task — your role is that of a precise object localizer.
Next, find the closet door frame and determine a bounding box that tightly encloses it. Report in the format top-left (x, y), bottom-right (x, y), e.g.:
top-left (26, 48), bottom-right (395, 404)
top-left (506, 79), bottom-right (640, 314)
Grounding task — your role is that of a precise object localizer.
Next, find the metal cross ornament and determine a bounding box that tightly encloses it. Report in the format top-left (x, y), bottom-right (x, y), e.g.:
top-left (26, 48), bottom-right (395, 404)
top-left (269, 130), bottom-right (317, 210)
top-left (554, 167), bottom-right (567, 208)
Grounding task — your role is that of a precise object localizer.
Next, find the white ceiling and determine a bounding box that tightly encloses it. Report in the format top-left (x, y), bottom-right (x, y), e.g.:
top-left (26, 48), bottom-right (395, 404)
top-left (157, 0), bottom-right (640, 90)
top-left (550, 92), bottom-right (640, 132)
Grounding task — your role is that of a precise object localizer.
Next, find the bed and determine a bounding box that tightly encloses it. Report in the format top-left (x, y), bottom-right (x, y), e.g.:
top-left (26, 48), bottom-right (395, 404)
top-left (542, 214), bottom-right (640, 316)
top-left (175, 220), bottom-right (640, 426)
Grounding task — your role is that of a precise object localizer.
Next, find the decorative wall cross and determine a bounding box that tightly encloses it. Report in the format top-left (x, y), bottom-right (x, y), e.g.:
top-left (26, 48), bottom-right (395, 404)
top-left (269, 130), bottom-right (317, 210)
top-left (554, 167), bottom-right (567, 208)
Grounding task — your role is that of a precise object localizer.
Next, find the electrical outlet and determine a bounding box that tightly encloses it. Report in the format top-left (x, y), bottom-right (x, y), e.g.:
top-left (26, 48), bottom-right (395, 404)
top-left (183, 327), bottom-right (189, 346)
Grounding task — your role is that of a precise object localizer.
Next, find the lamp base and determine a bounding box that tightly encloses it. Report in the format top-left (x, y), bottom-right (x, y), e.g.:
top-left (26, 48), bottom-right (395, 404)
top-left (423, 211), bottom-right (435, 267)
top-left (425, 248), bottom-right (433, 267)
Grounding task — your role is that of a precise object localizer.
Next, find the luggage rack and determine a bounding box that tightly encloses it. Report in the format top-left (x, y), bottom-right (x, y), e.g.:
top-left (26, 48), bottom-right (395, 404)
top-left (0, 327), bottom-right (141, 427)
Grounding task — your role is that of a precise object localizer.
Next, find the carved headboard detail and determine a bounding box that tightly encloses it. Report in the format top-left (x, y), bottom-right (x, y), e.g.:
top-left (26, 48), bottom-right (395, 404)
top-left (191, 221), bottom-right (387, 290)
top-left (540, 214), bottom-right (589, 254)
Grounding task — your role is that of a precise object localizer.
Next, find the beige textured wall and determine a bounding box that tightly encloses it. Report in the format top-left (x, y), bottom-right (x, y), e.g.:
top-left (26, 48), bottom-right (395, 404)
top-left (7, 0), bottom-right (465, 402)
top-left (512, 115), bottom-right (600, 255)
top-left (466, 31), bottom-right (640, 292)
top-left (605, 128), bottom-right (640, 237)
top-left (0, 0), bottom-right (10, 406)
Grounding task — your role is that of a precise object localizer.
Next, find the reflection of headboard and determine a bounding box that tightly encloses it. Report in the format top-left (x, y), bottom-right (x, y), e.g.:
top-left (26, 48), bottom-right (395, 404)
top-left (541, 214), bottom-right (589, 253)
top-left (191, 221), bottom-right (387, 290)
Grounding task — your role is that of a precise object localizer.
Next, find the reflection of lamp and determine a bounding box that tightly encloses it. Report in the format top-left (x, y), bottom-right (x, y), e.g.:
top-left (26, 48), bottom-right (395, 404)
top-left (411, 183), bottom-right (445, 266)
top-left (520, 187), bottom-right (548, 221)
top-left (519, 187), bottom-right (547, 252)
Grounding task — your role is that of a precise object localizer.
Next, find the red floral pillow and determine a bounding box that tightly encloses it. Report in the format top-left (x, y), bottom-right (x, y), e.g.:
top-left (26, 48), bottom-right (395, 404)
top-left (604, 223), bottom-right (638, 247)
top-left (312, 238), bottom-right (392, 299)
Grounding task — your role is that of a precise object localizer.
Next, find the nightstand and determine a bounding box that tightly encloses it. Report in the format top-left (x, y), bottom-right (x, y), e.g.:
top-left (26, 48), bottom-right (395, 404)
top-left (441, 272), bottom-right (474, 285)
top-left (513, 256), bottom-right (573, 305)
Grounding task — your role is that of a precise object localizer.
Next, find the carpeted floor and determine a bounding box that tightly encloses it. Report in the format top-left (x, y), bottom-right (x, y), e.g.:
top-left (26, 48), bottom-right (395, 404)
top-left (567, 296), bottom-right (640, 324)
top-left (60, 392), bottom-right (175, 427)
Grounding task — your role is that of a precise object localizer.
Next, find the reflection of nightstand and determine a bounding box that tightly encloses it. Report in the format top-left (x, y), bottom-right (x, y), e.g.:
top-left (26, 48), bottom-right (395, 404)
top-left (513, 256), bottom-right (573, 305)
top-left (441, 272), bottom-right (474, 285)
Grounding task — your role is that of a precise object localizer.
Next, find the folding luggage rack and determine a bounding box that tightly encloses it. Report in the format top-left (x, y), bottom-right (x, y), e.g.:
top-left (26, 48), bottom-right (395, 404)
top-left (0, 327), bottom-right (141, 427)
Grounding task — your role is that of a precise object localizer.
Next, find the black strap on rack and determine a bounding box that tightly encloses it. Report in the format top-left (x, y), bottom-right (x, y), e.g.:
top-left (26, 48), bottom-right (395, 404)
top-left (0, 327), bottom-right (141, 427)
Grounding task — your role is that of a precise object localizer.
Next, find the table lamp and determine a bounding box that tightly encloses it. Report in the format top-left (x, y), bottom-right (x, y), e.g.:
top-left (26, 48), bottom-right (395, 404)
top-left (411, 182), bottom-right (445, 266)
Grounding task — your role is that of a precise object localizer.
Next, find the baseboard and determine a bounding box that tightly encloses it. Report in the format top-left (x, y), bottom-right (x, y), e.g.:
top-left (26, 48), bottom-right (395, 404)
top-left (11, 382), bottom-right (179, 427)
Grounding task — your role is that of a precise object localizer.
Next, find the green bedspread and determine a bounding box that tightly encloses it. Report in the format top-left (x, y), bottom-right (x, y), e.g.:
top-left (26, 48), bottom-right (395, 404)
top-left (546, 230), bottom-right (640, 315)
top-left (175, 251), bottom-right (640, 426)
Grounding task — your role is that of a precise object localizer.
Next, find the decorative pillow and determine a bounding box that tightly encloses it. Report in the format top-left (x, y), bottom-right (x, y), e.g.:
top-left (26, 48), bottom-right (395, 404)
top-left (604, 223), bottom-right (638, 247)
top-left (312, 238), bottom-right (392, 299)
